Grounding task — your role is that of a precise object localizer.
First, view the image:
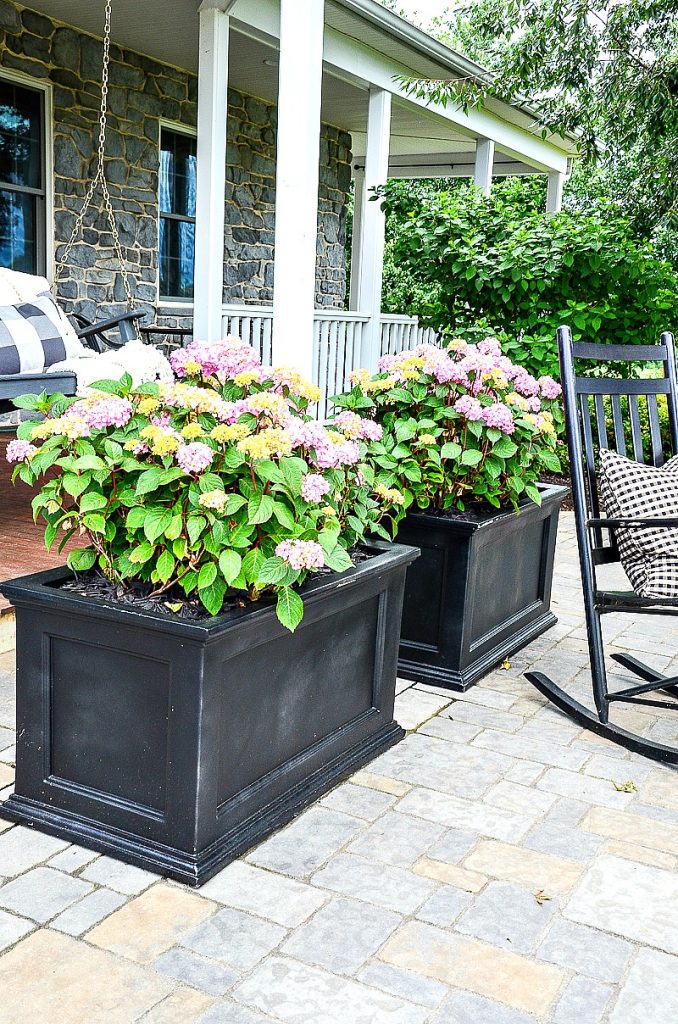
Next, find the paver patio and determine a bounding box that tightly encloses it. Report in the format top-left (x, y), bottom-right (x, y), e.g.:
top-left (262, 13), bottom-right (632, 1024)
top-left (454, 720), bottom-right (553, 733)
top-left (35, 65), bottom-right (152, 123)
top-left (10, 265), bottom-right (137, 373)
top-left (0, 513), bottom-right (676, 1023)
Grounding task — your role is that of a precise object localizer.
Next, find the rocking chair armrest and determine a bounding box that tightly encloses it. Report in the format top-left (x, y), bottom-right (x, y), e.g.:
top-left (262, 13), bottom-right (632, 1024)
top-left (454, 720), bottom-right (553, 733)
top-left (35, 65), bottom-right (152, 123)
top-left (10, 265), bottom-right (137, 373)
top-left (589, 517), bottom-right (678, 530)
top-left (76, 310), bottom-right (145, 349)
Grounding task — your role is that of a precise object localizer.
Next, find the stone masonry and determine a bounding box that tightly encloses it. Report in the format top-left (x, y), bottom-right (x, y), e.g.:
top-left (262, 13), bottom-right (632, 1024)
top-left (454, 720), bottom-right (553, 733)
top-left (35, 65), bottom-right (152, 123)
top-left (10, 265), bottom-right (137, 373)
top-left (0, 0), bottom-right (352, 322)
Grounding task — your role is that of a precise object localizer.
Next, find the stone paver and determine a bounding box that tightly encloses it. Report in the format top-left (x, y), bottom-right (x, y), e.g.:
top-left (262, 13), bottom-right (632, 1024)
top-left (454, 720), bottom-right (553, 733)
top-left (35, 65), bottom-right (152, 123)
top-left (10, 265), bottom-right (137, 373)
top-left (433, 990), bottom-right (536, 1024)
top-left (347, 810), bottom-right (444, 867)
top-left (415, 885), bottom-right (473, 927)
top-left (197, 861), bottom-right (326, 928)
top-left (50, 888), bottom-right (128, 937)
top-left (180, 907), bottom-right (286, 972)
top-left (379, 920), bottom-right (564, 1016)
top-left (312, 853), bottom-right (435, 913)
top-left (235, 956), bottom-right (428, 1024)
top-left (80, 856), bottom-right (157, 895)
top-left (608, 948), bottom-right (678, 1024)
top-left (320, 782), bottom-right (396, 820)
top-left (0, 866), bottom-right (93, 923)
top-left (357, 960), bottom-right (449, 1009)
top-left (535, 918), bottom-right (632, 983)
top-left (280, 896), bottom-right (401, 974)
top-left (154, 947), bottom-right (239, 996)
top-left (246, 806), bottom-right (363, 878)
top-left (87, 883), bottom-right (217, 963)
top-left (0, 907), bottom-right (33, 951)
top-left (0, 826), bottom-right (68, 877)
top-left (463, 839), bottom-right (583, 894)
top-left (0, 930), bottom-right (173, 1023)
top-left (564, 854), bottom-right (678, 954)
top-left (456, 880), bottom-right (558, 953)
top-left (144, 989), bottom-right (214, 1024)
top-left (553, 975), bottom-right (613, 1023)
top-left (1, 514), bottom-right (677, 1022)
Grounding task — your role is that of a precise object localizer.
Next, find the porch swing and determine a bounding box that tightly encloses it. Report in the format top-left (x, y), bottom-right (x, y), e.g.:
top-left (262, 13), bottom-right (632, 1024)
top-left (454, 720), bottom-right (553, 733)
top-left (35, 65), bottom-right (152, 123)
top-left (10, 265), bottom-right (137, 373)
top-left (0, 0), bottom-right (161, 416)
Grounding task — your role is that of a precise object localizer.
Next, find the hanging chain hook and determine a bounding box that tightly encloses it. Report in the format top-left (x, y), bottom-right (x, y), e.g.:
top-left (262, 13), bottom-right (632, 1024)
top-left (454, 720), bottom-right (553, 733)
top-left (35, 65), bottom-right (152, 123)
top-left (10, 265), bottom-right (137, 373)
top-left (54, 0), bottom-right (136, 314)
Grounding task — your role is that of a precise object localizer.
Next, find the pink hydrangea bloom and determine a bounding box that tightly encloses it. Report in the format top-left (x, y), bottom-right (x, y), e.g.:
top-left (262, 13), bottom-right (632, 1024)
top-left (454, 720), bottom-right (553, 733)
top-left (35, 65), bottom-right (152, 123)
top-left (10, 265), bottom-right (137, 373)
top-left (334, 411), bottom-right (383, 442)
top-left (275, 539), bottom-right (325, 571)
top-left (301, 473), bottom-right (331, 503)
top-left (65, 395), bottom-right (133, 430)
top-left (171, 337), bottom-right (261, 380)
top-left (314, 438), bottom-right (360, 469)
top-left (477, 337), bottom-right (502, 357)
top-left (455, 395), bottom-right (484, 421)
top-left (512, 370), bottom-right (540, 397)
top-left (176, 442), bottom-right (214, 474)
top-left (6, 439), bottom-right (37, 463)
top-left (483, 402), bottom-right (516, 434)
top-left (539, 375), bottom-right (562, 399)
top-left (377, 354), bottom-right (396, 372)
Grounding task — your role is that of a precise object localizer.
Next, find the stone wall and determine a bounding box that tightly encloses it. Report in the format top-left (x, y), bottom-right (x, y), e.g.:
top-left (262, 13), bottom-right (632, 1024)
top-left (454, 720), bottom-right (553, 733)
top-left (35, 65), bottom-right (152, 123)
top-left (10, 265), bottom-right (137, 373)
top-left (0, 1), bottom-right (352, 323)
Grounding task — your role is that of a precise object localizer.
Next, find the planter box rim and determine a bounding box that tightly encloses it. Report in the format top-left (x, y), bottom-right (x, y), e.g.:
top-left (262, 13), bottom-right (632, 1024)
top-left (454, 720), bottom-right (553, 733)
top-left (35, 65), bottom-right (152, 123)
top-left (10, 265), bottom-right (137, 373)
top-left (0, 540), bottom-right (419, 641)
top-left (403, 482), bottom-right (568, 533)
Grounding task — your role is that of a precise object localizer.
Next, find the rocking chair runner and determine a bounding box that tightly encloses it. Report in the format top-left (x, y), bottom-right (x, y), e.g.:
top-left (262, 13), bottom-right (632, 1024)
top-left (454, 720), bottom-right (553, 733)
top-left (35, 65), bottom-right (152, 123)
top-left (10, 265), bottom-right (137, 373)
top-left (526, 327), bottom-right (678, 764)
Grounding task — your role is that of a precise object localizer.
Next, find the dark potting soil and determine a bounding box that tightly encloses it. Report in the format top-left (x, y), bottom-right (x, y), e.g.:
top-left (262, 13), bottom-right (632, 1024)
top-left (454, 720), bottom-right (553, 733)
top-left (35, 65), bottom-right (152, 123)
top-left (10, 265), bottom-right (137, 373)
top-left (409, 476), bottom-right (572, 524)
top-left (59, 548), bottom-right (372, 621)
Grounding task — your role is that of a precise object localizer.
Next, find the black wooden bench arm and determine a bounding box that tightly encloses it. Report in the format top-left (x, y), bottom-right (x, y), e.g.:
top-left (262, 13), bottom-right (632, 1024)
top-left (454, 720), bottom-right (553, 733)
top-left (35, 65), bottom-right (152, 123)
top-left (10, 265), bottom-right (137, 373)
top-left (589, 517), bottom-right (678, 530)
top-left (75, 310), bottom-right (146, 350)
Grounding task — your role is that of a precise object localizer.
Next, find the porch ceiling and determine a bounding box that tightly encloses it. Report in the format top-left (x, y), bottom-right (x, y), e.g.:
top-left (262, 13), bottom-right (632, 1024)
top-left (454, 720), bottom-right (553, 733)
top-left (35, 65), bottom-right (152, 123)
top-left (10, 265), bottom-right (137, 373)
top-left (19, 1), bottom-right (551, 175)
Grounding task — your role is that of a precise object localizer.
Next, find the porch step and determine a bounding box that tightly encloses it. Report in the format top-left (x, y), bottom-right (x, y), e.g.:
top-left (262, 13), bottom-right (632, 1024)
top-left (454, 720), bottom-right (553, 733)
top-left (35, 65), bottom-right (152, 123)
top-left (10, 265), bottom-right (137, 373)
top-left (0, 602), bottom-right (15, 654)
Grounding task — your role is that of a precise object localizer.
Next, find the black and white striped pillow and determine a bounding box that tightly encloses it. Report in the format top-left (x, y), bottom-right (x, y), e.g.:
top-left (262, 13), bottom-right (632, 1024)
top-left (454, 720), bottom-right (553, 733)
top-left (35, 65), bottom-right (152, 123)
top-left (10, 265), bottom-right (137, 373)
top-left (598, 449), bottom-right (678, 599)
top-left (0, 290), bottom-right (84, 376)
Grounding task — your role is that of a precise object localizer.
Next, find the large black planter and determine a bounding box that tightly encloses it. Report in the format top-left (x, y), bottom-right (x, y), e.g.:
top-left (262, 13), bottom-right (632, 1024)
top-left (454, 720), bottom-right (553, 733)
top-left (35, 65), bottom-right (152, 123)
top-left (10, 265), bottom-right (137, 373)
top-left (0, 542), bottom-right (417, 886)
top-left (397, 484), bottom-right (567, 691)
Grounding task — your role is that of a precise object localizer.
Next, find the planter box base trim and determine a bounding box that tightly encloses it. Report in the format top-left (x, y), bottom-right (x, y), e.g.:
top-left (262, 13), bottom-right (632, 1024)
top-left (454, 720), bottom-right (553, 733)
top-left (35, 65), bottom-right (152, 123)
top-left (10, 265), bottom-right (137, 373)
top-left (398, 611), bottom-right (557, 691)
top-left (0, 720), bottom-right (403, 886)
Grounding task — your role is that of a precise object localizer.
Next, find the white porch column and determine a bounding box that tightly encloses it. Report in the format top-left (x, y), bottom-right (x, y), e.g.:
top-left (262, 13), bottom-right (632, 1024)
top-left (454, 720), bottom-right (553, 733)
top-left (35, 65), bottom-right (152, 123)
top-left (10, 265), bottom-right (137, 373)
top-left (355, 88), bottom-right (391, 370)
top-left (194, 3), bottom-right (232, 341)
top-left (348, 168), bottom-right (365, 311)
top-left (546, 169), bottom-right (565, 213)
top-left (474, 137), bottom-right (494, 196)
top-left (272, 0), bottom-right (325, 377)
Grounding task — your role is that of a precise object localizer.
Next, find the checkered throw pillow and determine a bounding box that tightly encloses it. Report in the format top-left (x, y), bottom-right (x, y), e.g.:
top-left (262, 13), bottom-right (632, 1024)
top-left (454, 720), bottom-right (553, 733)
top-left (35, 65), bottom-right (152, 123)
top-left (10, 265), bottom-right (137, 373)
top-left (598, 448), bottom-right (678, 599)
top-left (0, 290), bottom-right (84, 376)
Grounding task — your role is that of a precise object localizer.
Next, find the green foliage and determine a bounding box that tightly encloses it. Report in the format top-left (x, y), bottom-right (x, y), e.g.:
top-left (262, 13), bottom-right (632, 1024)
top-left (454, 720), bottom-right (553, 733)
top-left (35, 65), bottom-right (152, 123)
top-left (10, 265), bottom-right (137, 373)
top-left (10, 349), bottom-right (399, 632)
top-left (403, 0), bottom-right (678, 262)
top-left (333, 338), bottom-right (562, 514)
top-left (378, 179), bottom-right (678, 381)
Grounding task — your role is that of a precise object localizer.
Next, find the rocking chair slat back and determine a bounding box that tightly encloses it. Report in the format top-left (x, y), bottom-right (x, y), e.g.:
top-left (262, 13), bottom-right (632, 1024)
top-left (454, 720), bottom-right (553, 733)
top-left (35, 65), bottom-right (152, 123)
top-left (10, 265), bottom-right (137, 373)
top-left (560, 328), bottom-right (678, 568)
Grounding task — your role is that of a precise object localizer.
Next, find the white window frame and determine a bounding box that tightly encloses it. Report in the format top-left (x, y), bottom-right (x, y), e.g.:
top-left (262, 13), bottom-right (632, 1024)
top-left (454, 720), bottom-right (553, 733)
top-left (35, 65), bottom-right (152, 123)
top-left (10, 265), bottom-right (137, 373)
top-left (0, 68), bottom-right (54, 283)
top-left (157, 118), bottom-right (198, 307)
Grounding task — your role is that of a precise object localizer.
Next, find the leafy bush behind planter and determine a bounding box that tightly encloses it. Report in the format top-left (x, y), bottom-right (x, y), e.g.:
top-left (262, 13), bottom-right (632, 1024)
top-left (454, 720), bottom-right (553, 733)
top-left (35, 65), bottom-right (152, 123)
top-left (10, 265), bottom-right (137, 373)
top-left (378, 180), bottom-right (678, 381)
top-left (7, 339), bottom-right (400, 631)
top-left (333, 338), bottom-right (562, 513)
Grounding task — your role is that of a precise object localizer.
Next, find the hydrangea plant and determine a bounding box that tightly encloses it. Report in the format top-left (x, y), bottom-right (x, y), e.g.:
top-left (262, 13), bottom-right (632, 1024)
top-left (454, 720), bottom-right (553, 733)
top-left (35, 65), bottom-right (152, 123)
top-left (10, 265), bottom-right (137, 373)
top-left (7, 338), bottom-right (397, 631)
top-left (332, 339), bottom-right (563, 514)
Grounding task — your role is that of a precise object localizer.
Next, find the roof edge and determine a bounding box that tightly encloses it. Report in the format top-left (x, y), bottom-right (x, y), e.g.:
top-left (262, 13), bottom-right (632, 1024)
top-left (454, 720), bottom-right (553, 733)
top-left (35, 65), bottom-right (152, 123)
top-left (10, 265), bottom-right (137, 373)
top-left (333, 0), bottom-right (582, 151)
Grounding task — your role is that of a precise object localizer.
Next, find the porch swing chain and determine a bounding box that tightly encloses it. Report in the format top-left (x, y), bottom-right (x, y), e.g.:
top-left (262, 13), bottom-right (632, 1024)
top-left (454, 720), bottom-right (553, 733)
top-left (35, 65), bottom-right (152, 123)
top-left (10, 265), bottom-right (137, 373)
top-left (54, 0), bottom-right (135, 312)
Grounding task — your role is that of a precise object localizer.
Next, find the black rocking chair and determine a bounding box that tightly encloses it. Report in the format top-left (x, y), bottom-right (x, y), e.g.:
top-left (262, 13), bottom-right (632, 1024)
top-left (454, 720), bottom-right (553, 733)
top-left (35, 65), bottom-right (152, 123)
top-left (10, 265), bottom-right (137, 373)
top-left (526, 327), bottom-right (678, 763)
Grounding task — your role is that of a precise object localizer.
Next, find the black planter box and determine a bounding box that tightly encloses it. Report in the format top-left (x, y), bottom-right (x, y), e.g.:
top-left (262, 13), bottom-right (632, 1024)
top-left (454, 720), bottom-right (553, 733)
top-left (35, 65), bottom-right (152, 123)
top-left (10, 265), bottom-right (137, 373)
top-left (396, 484), bottom-right (567, 691)
top-left (0, 542), bottom-right (418, 886)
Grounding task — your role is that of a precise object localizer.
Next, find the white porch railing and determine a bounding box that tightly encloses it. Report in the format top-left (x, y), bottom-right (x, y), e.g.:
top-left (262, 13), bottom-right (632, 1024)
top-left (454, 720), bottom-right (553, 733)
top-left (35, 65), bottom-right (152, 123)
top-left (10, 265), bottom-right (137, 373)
top-left (220, 305), bottom-right (436, 416)
top-left (380, 314), bottom-right (438, 355)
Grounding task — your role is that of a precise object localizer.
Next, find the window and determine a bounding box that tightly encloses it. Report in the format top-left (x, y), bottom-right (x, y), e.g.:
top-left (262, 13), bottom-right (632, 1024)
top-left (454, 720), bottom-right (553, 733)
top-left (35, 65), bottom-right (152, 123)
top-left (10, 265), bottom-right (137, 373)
top-left (159, 127), bottom-right (197, 299)
top-left (0, 77), bottom-right (46, 275)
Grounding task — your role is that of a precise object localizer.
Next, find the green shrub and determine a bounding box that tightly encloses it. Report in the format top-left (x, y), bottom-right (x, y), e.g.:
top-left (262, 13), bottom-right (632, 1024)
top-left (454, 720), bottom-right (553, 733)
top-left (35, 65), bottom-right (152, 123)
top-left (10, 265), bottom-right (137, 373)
top-left (379, 180), bottom-right (678, 381)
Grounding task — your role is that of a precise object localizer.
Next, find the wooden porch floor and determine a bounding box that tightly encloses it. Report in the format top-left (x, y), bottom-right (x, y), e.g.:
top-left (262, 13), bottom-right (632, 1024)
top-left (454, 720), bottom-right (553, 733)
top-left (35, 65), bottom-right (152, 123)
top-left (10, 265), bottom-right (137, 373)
top-left (0, 434), bottom-right (76, 612)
